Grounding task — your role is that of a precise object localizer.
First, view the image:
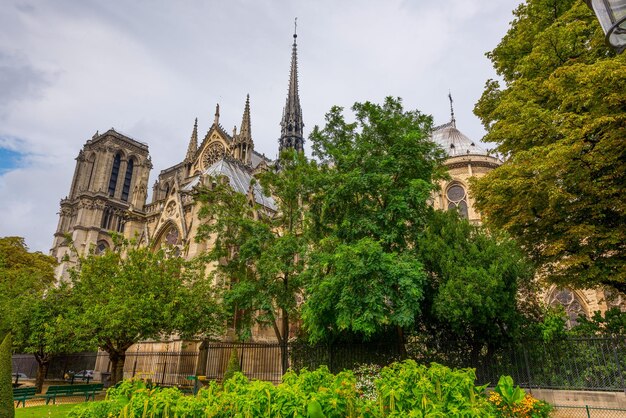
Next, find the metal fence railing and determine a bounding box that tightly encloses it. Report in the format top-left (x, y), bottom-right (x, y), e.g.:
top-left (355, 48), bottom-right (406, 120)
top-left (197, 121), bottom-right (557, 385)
top-left (12, 337), bottom-right (626, 392)
top-left (11, 351), bottom-right (199, 387)
top-left (553, 405), bottom-right (626, 417)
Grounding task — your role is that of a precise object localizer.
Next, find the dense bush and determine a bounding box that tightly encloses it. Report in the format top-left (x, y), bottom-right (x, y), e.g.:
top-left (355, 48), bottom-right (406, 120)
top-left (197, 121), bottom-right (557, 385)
top-left (0, 333), bottom-right (14, 418)
top-left (69, 362), bottom-right (551, 417)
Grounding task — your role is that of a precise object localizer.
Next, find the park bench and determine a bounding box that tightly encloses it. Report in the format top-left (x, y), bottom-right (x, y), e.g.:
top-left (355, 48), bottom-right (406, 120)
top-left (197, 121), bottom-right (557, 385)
top-left (42, 383), bottom-right (104, 404)
top-left (13, 386), bottom-right (36, 407)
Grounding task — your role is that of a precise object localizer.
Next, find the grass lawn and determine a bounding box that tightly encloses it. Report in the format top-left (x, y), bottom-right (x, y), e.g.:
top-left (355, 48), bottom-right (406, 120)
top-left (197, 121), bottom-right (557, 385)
top-left (15, 403), bottom-right (77, 418)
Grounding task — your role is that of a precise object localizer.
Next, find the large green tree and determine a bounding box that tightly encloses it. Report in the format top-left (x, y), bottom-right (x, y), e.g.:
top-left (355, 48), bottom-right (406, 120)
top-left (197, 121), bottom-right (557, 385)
top-left (301, 97), bottom-right (447, 343)
top-left (196, 150), bottom-right (316, 373)
top-left (68, 238), bottom-right (224, 383)
top-left (0, 237), bottom-right (56, 338)
top-left (11, 284), bottom-right (87, 393)
top-left (415, 209), bottom-right (536, 357)
top-left (473, 0), bottom-right (626, 292)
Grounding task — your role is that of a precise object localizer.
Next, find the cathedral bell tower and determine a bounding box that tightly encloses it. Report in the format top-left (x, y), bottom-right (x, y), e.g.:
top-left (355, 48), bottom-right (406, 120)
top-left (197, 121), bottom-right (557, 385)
top-left (278, 21), bottom-right (304, 154)
top-left (50, 130), bottom-right (151, 279)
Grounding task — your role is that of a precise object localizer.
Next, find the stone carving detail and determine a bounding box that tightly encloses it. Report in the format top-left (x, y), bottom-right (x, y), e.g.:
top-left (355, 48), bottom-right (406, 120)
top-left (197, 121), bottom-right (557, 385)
top-left (165, 201), bottom-right (176, 218)
top-left (202, 142), bottom-right (225, 168)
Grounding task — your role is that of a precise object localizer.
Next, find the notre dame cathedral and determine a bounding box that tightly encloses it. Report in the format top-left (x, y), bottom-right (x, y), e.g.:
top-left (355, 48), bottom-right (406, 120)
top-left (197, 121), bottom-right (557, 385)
top-left (50, 30), bottom-right (622, 348)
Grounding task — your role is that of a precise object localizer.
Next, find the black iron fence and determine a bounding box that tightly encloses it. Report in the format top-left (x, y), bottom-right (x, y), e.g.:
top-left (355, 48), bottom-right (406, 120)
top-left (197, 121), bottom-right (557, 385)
top-left (12, 337), bottom-right (626, 392)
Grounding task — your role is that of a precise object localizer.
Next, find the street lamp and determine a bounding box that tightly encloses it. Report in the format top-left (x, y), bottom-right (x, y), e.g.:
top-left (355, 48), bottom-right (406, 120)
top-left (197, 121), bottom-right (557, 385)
top-left (585, 0), bottom-right (626, 53)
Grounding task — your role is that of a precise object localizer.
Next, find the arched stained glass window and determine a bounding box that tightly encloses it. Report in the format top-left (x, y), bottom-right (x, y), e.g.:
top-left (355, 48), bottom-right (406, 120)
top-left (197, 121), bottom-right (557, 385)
top-left (95, 240), bottom-right (109, 255)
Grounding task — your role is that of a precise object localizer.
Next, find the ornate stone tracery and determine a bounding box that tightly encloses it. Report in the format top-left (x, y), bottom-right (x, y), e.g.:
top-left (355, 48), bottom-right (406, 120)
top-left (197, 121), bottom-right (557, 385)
top-left (202, 142), bottom-right (226, 168)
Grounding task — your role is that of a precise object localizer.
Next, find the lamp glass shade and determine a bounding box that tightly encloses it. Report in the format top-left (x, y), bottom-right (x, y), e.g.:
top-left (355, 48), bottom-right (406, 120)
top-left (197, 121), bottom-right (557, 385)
top-left (589, 0), bottom-right (626, 52)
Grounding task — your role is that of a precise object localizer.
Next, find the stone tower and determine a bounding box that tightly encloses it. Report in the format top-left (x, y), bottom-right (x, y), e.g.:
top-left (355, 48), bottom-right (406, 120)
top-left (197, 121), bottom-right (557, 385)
top-left (278, 25), bottom-right (304, 154)
top-left (50, 129), bottom-right (152, 278)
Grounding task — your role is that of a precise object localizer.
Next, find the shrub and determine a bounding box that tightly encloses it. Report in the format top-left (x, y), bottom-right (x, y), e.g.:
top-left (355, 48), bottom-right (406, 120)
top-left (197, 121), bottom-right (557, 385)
top-left (0, 333), bottom-right (14, 418)
top-left (69, 363), bottom-right (549, 417)
top-left (375, 360), bottom-right (495, 417)
top-left (222, 348), bottom-right (241, 383)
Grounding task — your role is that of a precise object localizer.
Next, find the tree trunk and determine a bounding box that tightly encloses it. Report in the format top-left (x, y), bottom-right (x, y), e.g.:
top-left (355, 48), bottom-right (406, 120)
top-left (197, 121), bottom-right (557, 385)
top-left (195, 340), bottom-right (209, 376)
top-left (281, 307), bottom-right (289, 375)
top-left (34, 355), bottom-right (49, 394)
top-left (396, 326), bottom-right (407, 360)
top-left (108, 350), bottom-right (127, 384)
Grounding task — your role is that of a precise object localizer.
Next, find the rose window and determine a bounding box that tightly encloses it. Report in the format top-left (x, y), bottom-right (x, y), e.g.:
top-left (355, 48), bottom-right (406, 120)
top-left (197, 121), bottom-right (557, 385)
top-left (202, 142), bottom-right (226, 168)
top-left (446, 184), bottom-right (468, 219)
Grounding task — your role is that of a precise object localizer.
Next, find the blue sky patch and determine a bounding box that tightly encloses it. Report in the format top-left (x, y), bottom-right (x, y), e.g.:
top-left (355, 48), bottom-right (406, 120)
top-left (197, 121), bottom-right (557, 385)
top-left (0, 147), bottom-right (24, 174)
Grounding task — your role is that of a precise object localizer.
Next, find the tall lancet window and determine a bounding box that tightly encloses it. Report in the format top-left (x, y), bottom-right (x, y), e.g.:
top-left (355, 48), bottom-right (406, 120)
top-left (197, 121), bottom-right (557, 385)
top-left (121, 158), bottom-right (134, 201)
top-left (108, 153), bottom-right (122, 197)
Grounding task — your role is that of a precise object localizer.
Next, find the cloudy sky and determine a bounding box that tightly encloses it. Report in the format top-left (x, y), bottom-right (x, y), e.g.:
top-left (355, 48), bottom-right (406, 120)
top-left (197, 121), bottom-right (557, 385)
top-left (0, 0), bottom-right (521, 253)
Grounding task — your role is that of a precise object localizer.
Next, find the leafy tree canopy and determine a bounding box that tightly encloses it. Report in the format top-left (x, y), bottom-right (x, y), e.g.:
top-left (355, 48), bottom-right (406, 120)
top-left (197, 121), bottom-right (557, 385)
top-left (0, 237), bottom-right (56, 338)
top-left (196, 150), bottom-right (316, 348)
top-left (473, 0), bottom-right (626, 292)
top-left (11, 284), bottom-right (88, 392)
top-left (301, 97), bottom-right (445, 342)
top-left (68, 237), bottom-right (223, 383)
top-left (415, 210), bottom-right (536, 352)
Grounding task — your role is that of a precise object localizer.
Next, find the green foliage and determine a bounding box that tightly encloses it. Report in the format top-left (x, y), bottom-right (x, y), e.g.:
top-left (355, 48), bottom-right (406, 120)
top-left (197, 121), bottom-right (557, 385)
top-left (196, 150), bottom-right (316, 349)
top-left (0, 333), bottom-right (14, 418)
top-left (70, 364), bottom-right (550, 418)
top-left (68, 237), bottom-right (223, 383)
top-left (570, 307), bottom-right (626, 337)
top-left (489, 375), bottom-right (552, 417)
top-left (473, 0), bottom-right (626, 292)
top-left (302, 238), bottom-right (425, 342)
top-left (537, 306), bottom-right (567, 343)
top-left (222, 349), bottom-right (241, 383)
top-left (0, 237), bottom-right (56, 337)
top-left (494, 376), bottom-right (525, 406)
top-left (11, 283), bottom-right (89, 393)
top-left (375, 360), bottom-right (493, 417)
top-left (302, 97), bottom-right (445, 342)
top-left (416, 210), bottom-right (534, 350)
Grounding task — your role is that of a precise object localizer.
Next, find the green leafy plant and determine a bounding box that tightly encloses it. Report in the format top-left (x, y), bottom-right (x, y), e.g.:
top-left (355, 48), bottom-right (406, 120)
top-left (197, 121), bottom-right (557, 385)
top-left (69, 364), bottom-right (550, 417)
top-left (222, 348), bottom-right (241, 383)
top-left (494, 376), bottom-right (525, 406)
top-left (489, 375), bottom-right (552, 418)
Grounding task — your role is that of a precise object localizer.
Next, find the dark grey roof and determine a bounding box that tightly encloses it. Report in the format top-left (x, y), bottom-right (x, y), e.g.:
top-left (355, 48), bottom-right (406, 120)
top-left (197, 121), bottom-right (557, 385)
top-left (182, 158), bottom-right (276, 211)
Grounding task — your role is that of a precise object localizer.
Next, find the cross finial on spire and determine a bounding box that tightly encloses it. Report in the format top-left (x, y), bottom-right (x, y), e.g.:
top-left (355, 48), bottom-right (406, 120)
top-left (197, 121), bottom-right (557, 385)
top-left (448, 91), bottom-right (456, 128)
top-left (294, 17), bottom-right (298, 39)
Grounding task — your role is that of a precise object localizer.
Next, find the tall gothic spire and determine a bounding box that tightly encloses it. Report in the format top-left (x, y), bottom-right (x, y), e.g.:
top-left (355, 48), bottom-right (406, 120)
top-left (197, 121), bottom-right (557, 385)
top-left (233, 95), bottom-right (253, 165)
top-left (185, 118), bottom-right (198, 162)
top-left (279, 19), bottom-right (304, 154)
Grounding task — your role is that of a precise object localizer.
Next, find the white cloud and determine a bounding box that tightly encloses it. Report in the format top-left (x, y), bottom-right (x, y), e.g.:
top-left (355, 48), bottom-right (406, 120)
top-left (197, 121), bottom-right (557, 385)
top-left (0, 0), bottom-right (521, 252)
